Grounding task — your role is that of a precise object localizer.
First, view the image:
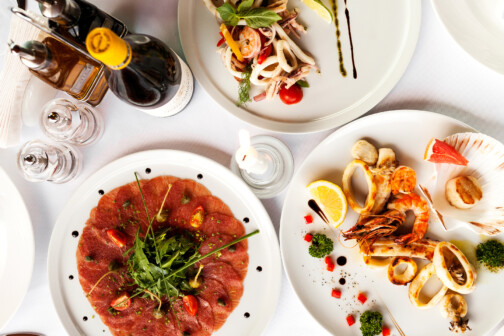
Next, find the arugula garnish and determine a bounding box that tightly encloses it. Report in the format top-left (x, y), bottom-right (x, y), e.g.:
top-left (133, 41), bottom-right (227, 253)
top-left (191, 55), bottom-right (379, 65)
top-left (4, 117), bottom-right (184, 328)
top-left (217, 0), bottom-right (282, 29)
top-left (238, 64), bottom-right (252, 106)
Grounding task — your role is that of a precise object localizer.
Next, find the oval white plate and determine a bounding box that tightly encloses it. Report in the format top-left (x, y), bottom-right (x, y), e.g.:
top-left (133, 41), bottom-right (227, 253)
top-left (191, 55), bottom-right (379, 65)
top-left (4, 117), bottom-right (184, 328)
top-left (432, 0), bottom-right (504, 75)
top-left (0, 166), bottom-right (34, 330)
top-left (280, 110), bottom-right (504, 335)
top-left (48, 150), bottom-right (281, 336)
top-left (178, 0), bottom-right (421, 133)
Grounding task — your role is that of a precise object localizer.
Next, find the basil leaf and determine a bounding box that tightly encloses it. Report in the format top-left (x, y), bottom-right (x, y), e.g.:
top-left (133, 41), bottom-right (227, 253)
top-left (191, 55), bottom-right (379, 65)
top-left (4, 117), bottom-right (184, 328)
top-left (243, 8), bottom-right (282, 29)
top-left (297, 80), bottom-right (309, 88)
top-left (217, 3), bottom-right (240, 26)
top-left (237, 0), bottom-right (254, 13)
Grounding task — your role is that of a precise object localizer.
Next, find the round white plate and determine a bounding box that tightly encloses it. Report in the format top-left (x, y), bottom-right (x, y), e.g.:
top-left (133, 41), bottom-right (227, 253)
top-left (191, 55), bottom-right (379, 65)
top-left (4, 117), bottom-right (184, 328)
top-left (0, 166), bottom-right (34, 330)
top-left (280, 110), bottom-right (504, 335)
top-left (48, 150), bottom-right (281, 336)
top-left (432, 0), bottom-right (504, 75)
top-left (178, 0), bottom-right (421, 133)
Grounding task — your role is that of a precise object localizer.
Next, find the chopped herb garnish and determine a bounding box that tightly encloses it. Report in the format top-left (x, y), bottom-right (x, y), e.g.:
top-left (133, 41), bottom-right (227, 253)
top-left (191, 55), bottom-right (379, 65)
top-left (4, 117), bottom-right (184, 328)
top-left (476, 239), bottom-right (504, 272)
top-left (308, 233), bottom-right (334, 258)
top-left (122, 200), bottom-right (131, 208)
top-left (238, 64), bottom-right (252, 106)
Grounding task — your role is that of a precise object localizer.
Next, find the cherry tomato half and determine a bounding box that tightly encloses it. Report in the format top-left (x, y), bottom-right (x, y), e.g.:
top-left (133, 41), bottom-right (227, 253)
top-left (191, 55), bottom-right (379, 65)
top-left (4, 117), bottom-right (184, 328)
top-left (182, 295), bottom-right (199, 316)
top-left (257, 44), bottom-right (273, 65)
top-left (279, 84), bottom-right (303, 105)
top-left (110, 293), bottom-right (131, 311)
top-left (189, 205), bottom-right (205, 228)
top-left (106, 229), bottom-right (127, 248)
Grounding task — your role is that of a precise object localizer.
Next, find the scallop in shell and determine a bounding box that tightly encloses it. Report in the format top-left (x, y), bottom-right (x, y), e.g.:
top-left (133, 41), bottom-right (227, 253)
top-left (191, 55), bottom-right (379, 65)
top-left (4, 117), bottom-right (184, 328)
top-left (423, 132), bottom-right (504, 235)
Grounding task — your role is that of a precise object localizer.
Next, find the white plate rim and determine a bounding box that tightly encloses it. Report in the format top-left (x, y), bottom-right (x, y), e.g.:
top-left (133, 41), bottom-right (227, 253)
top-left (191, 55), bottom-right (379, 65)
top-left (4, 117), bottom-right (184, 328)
top-left (279, 110), bottom-right (484, 335)
top-left (47, 149), bottom-right (282, 336)
top-left (431, 0), bottom-right (504, 75)
top-left (177, 0), bottom-right (422, 134)
top-left (0, 166), bottom-right (34, 330)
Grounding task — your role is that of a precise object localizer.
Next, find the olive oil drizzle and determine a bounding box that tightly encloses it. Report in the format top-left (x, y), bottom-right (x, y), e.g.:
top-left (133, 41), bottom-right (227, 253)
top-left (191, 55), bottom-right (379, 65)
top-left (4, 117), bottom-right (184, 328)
top-left (330, 0), bottom-right (347, 77)
top-left (344, 0), bottom-right (357, 79)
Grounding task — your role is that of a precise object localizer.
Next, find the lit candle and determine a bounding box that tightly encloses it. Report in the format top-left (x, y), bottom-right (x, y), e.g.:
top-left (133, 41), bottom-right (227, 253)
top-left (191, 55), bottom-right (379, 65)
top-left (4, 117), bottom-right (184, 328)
top-left (235, 129), bottom-right (269, 175)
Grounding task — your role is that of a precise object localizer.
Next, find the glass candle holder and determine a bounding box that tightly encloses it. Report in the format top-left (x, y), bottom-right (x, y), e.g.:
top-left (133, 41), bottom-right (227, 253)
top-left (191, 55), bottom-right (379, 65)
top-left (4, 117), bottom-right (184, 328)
top-left (230, 135), bottom-right (294, 199)
top-left (40, 98), bottom-right (103, 145)
top-left (17, 139), bottom-right (81, 183)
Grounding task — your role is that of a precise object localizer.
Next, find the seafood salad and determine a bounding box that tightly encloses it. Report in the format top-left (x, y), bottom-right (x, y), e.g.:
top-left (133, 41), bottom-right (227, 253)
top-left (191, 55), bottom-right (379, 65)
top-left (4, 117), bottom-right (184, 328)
top-left (202, 0), bottom-right (318, 105)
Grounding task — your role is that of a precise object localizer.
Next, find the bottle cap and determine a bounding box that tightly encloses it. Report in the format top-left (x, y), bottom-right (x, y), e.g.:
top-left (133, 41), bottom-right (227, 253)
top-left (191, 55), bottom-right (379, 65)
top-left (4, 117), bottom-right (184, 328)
top-left (86, 28), bottom-right (131, 70)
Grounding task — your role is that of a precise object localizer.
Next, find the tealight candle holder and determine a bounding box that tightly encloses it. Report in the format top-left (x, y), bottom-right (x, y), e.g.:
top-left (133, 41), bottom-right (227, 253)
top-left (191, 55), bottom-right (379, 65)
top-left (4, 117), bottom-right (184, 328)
top-left (230, 130), bottom-right (294, 199)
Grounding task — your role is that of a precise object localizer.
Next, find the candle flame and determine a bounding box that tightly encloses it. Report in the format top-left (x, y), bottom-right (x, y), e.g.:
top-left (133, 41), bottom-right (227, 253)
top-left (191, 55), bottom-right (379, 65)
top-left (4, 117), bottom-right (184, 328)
top-left (238, 129), bottom-right (251, 149)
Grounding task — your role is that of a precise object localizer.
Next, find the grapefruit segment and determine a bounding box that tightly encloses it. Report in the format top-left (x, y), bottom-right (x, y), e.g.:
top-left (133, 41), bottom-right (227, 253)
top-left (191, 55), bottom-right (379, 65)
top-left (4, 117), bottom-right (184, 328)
top-left (424, 138), bottom-right (468, 166)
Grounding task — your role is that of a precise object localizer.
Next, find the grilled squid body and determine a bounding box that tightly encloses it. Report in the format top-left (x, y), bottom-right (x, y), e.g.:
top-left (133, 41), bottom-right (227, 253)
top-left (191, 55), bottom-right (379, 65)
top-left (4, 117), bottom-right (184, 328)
top-left (342, 159), bottom-right (377, 213)
top-left (409, 263), bottom-right (448, 309)
top-left (433, 242), bottom-right (476, 294)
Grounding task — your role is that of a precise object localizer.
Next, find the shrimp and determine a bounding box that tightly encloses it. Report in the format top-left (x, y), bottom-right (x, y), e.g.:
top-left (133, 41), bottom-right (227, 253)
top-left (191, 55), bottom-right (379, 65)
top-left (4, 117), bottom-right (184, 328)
top-left (238, 26), bottom-right (261, 59)
top-left (343, 209), bottom-right (404, 245)
top-left (391, 166), bottom-right (416, 195)
top-left (387, 192), bottom-right (429, 245)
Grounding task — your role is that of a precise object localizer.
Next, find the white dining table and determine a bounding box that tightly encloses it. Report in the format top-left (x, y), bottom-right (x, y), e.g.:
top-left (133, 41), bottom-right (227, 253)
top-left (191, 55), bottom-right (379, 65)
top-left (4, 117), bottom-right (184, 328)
top-left (1, 0), bottom-right (504, 335)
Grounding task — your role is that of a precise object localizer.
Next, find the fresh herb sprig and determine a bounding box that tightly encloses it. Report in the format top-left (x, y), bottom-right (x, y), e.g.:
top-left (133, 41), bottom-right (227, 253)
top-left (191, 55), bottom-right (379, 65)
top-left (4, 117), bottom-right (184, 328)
top-left (238, 64), bottom-right (253, 106)
top-left (217, 0), bottom-right (282, 29)
top-left (308, 233), bottom-right (334, 258)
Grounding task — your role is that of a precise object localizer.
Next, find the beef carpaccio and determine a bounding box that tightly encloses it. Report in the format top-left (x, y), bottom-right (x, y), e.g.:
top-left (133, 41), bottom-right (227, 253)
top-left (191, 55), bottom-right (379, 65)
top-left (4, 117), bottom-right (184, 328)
top-left (77, 176), bottom-right (249, 335)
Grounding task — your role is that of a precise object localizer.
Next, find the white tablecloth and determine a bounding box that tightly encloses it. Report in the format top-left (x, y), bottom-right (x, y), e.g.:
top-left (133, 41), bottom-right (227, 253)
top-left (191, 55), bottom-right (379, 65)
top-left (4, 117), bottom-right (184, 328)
top-left (1, 0), bottom-right (504, 335)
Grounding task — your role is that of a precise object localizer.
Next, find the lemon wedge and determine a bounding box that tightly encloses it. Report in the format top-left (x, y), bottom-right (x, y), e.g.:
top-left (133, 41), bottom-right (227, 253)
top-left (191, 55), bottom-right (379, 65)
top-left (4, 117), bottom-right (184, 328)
top-left (301, 0), bottom-right (333, 24)
top-left (307, 180), bottom-right (347, 228)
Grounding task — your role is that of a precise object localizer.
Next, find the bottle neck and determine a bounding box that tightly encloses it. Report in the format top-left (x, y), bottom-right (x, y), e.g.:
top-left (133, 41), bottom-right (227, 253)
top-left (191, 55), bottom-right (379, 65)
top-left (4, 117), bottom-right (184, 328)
top-left (36, 0), bottom-right (81, 27)
top-left (10, 40), bottom-right (56, 73)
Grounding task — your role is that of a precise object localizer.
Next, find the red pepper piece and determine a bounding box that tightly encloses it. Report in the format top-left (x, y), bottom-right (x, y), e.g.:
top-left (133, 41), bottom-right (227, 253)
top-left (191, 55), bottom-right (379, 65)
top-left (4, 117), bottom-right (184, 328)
top-left (257, 44), bottom-right (272, 65)
top-left (331, 289), bottom-right (341, 299)
top-left (304, 215), bottom-right (313, 224)
top-left (106, 229), bottom-right (127, 248)
top-left (382, 326), bottom-right (391, 336)
top-left (304, 233), bottom-right (313, 242)
top-left (110, 293), bottom-right (131, 311)
top-left (189, 205), bottom-right (205, 228)
top-left (357, 292), bottom-right (367, 304)
top-left (326, 262), bottom-right (335, 272)
top-left (324, 256), bottom-right (335, 271)
top-left (346, 315), bottom-right (355, 326)
top-left (182, 295), bottom-right (199, 316)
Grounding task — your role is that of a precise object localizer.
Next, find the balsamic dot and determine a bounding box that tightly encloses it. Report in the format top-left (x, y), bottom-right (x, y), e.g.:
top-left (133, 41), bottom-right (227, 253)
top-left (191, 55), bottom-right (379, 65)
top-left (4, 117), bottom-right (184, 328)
top-left (145, 168), bottom-right (151, 174)
top-left (339, 278), bottom-right (346, 285)
top-left (243, 217), bottom-right (249, 223)
top-left (256, 266), bottom-right (262, 272)
top-left (83, 316), bottom-right (88, 321)
top-left (197, 174), bottom-right (203, 179)
top-left (337, 256), bottom-right (347, 266)
top-left (69, 275), bottom-right (74, 280)
top-left (244, 312), bottom-right (250, 318)
top-left (72, 231), bottom-right (79, 238)
top-left (98, 189), bottom-right (104, 195)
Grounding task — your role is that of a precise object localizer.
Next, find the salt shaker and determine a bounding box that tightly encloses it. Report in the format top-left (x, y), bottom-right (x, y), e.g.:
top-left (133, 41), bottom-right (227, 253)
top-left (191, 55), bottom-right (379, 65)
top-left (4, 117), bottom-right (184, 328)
top-left (40, 98), bottom-right (103, 145)
top-left (17, 139), bottom-right (81, 183)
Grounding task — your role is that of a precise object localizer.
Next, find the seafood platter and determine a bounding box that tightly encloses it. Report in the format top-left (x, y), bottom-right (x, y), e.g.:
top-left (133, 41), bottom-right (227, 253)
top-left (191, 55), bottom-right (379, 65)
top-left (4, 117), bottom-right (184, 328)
top-left (179, 0), bottom-right (421, 132)
top-left (47, 150), bottom-right (281, 336)
top-left (280, 110), bottom-right (504, 336)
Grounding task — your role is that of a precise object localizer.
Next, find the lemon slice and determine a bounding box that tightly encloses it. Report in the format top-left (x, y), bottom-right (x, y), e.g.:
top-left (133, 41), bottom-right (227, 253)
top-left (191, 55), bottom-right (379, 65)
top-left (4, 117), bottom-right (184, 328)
top-left (301, 0), bottom-right (333, 24)
top-left (307, 180), bottom-right (347, 228)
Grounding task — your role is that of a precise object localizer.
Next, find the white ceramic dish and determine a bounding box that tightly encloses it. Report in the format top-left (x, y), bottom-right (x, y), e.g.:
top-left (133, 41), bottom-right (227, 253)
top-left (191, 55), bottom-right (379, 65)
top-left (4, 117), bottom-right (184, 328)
top-left (0, 166), bottom-right (34, 330)
top-left (178, 0), bottom-right (421, 133)
top-left (48, 150), bottom-right (281, 336)
top-left (280, 110), bottom-right (504, 335)
top-left (432, 0), bottom-right (504, 75)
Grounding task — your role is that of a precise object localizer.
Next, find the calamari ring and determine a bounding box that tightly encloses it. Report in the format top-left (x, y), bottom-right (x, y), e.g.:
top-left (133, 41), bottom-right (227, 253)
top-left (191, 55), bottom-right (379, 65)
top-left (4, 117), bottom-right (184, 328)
top-left (408, 263), bottom-right (448, 309)
top-left (342, 160), bottom-right (377, 213)
top-left (362, 255), bottom-right (392, 268)
top-left (275, 40), bottom-right (298, 73)
top-left (388, 257), bottom-right (417, 285)
top-left (440, 293), bottom-right (467, 320)
top-left (433, 242), bottom-right (476, 294)
top-left (250, 56), bottom-right (280, 86)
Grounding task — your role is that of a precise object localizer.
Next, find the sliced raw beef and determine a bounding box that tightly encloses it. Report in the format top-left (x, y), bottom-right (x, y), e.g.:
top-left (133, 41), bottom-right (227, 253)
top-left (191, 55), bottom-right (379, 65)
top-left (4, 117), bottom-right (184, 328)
top-left (197, 278), bottom-right (233, 330)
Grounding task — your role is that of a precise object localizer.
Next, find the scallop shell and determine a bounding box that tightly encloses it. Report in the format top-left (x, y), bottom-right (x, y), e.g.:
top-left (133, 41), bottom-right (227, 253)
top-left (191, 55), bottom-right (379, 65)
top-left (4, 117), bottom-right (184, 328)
top-left (424, 132), bottom-right (504, 235)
